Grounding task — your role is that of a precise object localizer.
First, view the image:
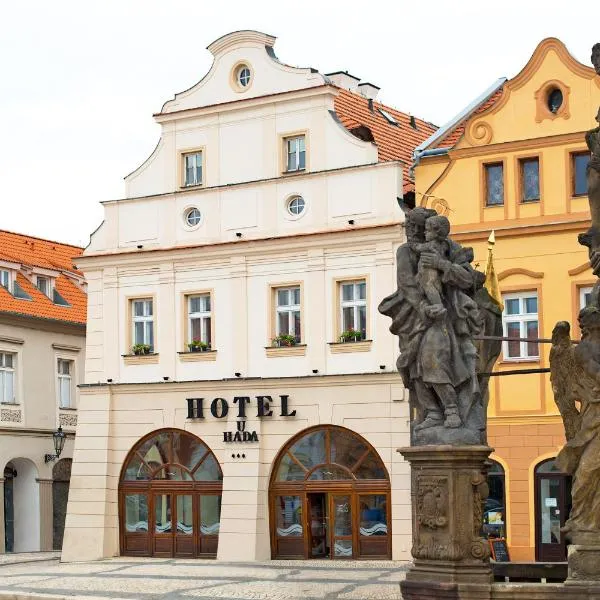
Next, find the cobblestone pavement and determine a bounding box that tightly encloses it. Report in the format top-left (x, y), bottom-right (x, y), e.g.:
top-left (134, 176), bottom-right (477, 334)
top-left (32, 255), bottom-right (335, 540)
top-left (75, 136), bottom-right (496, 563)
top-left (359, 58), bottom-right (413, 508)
top-left (0, 557), bottom-right (409, 599)
top-left (0, 552), bottom-right (60, 566)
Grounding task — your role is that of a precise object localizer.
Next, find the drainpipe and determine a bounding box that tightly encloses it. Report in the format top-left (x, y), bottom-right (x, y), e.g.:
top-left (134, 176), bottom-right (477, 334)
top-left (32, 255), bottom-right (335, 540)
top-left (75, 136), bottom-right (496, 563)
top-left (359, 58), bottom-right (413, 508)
top-left (409, 147), bottom-right (451, 179)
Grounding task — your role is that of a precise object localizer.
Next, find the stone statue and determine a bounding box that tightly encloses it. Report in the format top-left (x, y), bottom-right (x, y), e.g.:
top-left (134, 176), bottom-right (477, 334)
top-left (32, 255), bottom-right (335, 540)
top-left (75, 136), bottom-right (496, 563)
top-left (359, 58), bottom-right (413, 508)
top-left (550, 310), bottom-right (600, 545)
top-left (379, 205), bottom-right (501, 445)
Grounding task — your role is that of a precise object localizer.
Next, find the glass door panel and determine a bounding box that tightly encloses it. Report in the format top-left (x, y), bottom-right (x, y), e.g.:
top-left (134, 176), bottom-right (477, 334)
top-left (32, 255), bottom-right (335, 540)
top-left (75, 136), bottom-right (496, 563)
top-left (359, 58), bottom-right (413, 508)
top-left (174, 494), bottom-right (194, 557)
top-left (308, 494), bottom-right (327, 558)
top-left (537, 476), bottom-right (568, 561)
top-left (331, 495), bottom-right (352, 558)
top-left (153, 493), bottom-right (173, 557)
top-left (199, 494), bottom-right (222, 556)
top-left (123, 493), bottom-right (149, 555)
top-left (358, 494), bottom-right (388, 558)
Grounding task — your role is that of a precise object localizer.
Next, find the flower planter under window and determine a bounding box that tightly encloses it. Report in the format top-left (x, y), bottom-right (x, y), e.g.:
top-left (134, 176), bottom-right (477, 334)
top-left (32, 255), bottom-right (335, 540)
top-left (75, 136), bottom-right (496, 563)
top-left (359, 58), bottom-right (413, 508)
top-left (339, 330), bottom-right (363, 343)
top-left (188, 342), bottom-right (209, 353)
top-left (132, 344), bottom-right (151, 356)
top-left (272, 335), bottom-right (298, 347)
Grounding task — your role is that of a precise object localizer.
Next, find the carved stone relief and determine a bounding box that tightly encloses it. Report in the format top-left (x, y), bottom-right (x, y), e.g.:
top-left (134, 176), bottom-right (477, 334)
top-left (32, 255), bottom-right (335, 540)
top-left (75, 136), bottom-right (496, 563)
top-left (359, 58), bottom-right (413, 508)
top-left (1, 408), bottom-right (21, 422)
top-left (59, 413), bottom-right (78, 428)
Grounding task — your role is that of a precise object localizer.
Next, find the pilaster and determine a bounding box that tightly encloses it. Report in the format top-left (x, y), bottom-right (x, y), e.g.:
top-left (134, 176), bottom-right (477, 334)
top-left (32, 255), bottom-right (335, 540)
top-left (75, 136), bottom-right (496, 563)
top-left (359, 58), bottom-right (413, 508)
top-left (37, 478), bottom-right (53, 551)
top-left (0, 478), bottom-right (4, 553)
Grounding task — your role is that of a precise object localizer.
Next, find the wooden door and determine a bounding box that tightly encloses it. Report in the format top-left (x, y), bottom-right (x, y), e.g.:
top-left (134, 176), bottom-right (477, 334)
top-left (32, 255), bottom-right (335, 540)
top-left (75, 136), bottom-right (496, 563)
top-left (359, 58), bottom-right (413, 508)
top-left (174, 493), bottom-right (194, 558)
top-left (198, 493), bottom-right (221, 557)
top-left (330, 495), bottom-right (353, 559)
top-left (357, 493), bottom-right (390, 558)
top-left (153, 492), bottom-right (174, 557)
top-left (307, 493), bottom-right (327, 558)
top-left (535, 472), bottom-right (571, 561)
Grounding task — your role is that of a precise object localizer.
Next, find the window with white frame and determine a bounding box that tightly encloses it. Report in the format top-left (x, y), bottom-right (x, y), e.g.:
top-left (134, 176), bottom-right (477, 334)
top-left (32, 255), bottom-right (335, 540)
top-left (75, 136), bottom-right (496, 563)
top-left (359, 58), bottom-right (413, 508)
top-left (57, 358), bottom-right (73, 409)
top-left (37, 276), bottom-right (50, 296)
top-left (340, 280), bottom-right (367, 340)
top-left (502, 292), bottom-right (539, 360)
top-left (183, 152), bottom-right (203, 187)
top-left (188, 294), bottom-right (211, 348)
top-left (275, 286), bottom-right (301, 343)
top-left (580, 286), bottom-right (594, 310)
top-left (0, 352), bottom-right (15, 404)
top-left (285, 136), bottom-right (306, 172)
top-left (0, 270), bottom-right (9, 289)
top-left (131, 299), bottom-right (154, 351)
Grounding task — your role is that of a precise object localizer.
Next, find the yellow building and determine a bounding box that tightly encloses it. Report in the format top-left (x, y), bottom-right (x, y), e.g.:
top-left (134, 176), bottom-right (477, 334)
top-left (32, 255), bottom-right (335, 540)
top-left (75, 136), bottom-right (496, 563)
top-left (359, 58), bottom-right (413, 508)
top-left (414, 38), bottom-right (600, 562)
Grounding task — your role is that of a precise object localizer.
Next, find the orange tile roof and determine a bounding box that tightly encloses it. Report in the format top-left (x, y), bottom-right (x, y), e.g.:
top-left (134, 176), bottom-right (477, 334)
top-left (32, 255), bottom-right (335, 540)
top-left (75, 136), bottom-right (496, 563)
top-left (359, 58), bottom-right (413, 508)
top-left (0, 230), bottom-right (86, 325)
top-left (333, 88), bottom-right (438, 192)
top-left (429, 89), bottom-right (504, 149)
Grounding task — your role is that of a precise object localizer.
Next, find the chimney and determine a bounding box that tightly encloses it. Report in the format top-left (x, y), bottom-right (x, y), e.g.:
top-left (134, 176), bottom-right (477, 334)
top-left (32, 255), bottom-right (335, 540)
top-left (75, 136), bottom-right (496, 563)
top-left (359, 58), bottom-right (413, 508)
top-left (357, 82), bottom-right (380, 100)
top-left (326, 71), bottom-right (360, 92)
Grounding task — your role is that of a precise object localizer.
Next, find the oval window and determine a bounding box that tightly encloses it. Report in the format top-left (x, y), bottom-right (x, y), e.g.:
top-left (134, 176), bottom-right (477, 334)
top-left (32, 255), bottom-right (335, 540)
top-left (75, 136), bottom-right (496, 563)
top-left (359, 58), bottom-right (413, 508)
top-left (185, 207), bottom-right (202, 227)
top-left (237, 65), bottom-right (251, 88)
top-left (287, 196), bottom-right (305, 216)
top-left (547, 88), bottom-right (563, 114)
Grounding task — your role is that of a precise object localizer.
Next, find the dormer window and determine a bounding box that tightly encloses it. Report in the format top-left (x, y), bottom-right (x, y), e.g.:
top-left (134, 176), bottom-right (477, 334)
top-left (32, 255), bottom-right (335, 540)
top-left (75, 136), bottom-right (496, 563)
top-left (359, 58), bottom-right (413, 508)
top-left (37, 276), bottom-right (50, 297)
top-left (0, 270), bottom-right (9, 289)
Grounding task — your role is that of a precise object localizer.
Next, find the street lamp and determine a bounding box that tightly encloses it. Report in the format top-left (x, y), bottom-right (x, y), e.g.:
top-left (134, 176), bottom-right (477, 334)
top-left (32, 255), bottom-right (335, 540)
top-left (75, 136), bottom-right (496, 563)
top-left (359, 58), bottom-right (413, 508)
top-left (44, 426), bottom-right (66, 463)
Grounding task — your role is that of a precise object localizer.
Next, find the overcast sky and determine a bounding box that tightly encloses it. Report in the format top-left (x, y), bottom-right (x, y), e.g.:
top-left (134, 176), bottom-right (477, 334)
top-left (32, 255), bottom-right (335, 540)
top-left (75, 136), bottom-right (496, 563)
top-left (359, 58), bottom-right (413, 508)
top-left (1, 0), bottom-right (598, 247)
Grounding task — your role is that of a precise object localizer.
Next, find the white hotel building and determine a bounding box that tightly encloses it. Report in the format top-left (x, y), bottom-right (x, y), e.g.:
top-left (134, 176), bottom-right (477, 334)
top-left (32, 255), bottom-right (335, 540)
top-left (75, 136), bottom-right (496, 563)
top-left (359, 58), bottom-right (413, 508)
top-left (62, 30), bottom-right (437, 562)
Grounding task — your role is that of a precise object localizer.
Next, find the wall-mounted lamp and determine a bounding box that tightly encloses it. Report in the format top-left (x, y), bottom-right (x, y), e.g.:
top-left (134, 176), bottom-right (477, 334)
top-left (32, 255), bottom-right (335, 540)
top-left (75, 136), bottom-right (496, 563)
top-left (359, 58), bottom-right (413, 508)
top-left (44, 426), bottom-right (66, 463)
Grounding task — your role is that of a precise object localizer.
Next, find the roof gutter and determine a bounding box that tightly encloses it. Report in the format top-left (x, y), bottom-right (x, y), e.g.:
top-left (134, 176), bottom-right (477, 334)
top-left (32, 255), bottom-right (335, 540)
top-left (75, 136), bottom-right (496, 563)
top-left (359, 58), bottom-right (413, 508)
top-left (409, 147), bottom-right (451, 178)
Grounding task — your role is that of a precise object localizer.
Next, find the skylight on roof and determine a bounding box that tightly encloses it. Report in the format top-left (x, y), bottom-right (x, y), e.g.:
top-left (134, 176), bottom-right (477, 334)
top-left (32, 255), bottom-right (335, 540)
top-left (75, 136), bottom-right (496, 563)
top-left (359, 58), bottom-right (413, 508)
top-left (378, 108), bottom-right (399, 126)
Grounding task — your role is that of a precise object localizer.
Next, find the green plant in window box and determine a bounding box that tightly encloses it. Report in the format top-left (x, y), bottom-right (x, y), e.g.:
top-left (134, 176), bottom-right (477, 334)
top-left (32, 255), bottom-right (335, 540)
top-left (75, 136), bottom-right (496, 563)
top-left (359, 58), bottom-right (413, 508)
top-left (340, 328), bottom-right (363, 343)
top-left (272, 334), bottom-right (297, 347)
top-left (188, 340), bottom-right (209, 352)
top-left (132, 343), bottom-right (151, 356)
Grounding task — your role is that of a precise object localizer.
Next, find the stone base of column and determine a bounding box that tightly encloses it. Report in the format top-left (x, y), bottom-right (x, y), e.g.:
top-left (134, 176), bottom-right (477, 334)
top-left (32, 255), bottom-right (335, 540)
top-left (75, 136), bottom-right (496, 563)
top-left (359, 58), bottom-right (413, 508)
top-left (399, 445), bottom-right (493, 600)
top-left (566, 544), bottom-right (600, 583)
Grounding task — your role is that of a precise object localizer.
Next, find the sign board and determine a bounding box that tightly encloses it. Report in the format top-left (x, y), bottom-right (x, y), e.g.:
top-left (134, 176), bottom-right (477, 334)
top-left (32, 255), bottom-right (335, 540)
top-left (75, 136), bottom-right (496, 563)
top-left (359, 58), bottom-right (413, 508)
top-left (489, 538), bottom-right (510, 562)
top-left (545, 497), bottom-right (558, 508)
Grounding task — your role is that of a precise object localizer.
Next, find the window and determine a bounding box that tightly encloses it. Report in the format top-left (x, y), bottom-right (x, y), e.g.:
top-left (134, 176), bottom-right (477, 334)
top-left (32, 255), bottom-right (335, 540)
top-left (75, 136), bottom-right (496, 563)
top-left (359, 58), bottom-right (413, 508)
top-left (285, 136), bottom-right (306, 172)
top-left (131, 299), bottom-right (154, 352)
top-left (183, 152), bottom-right (202, 187)
top-left (579, 286), bottom-right (593, 310)
top-left (483, 461), bottom-right (506, 539)
top-left (57, 359), bottom-right (73, 408)
top-left (520, 158), bottom-right (540, 202)
top-left (188, 294), bottom-right (211, 348)
top-left (185, 207), bottom-right (202, 227)
top-left (484, 163), bottom-right (504, 206)
top-left (37, 276), bottom-right (50, 296)
top-left (572, 152), bottom-right (590, 197)
top-left (502, 292), bottom-right (539, 360)
top-left (0, 352), bottom-right (15, 404)
top-left (0, 270), bottom-right (9, 289)
top-left (378, 108), bottom-right (398, 126)
top-left (286, 196), bottom-right (305, 216)
top-left (340, 280), bottom-right (367, 340)
top-left (547, 88), bottom-right (563, 114)
top-left (237, 65), bottom-right (251, 87)
top-left (275, 286), bottom-right (301, 343)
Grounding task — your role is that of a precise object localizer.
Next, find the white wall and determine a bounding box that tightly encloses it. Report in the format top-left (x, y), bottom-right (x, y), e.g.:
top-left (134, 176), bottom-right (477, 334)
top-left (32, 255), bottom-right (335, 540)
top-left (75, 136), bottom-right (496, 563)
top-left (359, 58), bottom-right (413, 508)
top-left (10, 458), bottom-right (40, 552)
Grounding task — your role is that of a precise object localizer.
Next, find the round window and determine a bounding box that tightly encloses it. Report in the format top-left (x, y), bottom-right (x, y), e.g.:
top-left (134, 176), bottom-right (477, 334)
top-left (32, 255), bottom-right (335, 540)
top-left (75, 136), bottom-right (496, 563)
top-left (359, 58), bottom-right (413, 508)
top-left (185, 207), bottom-right (202, 227)
top-left (237, 65), bottom-right (251, 88)
top-left (547, 88), bottom-right (563, 114)
top-left (287, 196), bottom-right (305, 216)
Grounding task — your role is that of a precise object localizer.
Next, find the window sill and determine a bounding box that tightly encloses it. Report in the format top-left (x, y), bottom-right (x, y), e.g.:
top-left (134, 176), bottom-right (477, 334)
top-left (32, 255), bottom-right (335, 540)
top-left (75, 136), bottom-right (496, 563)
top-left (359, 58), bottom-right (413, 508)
top-left (520, 199), bottom-right (540, 204)
top-left (484, 203), bottom-right (504, 209)
top-left (59, 406), bottom-right (77, 411)
top-left (328, 340), bottom-right (372, 354)
top-left (180, 183), bottom-right (203, 190)
top-left (282, 169), bottom-right (306, 176)
top-left (178, 350), bottom-right (217, 362)
top-left (0, 402), bottom-right (19, 406)
top-left (499, 358), bottom-right (540, 366)
top-left (265, 344), bottom-right (307, 358)
top-left (123, 353), bottom-right (159, 365)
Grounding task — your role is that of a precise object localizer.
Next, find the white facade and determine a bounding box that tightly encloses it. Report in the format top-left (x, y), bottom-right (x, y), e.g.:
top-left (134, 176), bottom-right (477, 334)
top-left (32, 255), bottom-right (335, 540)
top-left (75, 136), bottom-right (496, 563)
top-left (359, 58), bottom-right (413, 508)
top-left (64, 30), bottom-right (413, 563)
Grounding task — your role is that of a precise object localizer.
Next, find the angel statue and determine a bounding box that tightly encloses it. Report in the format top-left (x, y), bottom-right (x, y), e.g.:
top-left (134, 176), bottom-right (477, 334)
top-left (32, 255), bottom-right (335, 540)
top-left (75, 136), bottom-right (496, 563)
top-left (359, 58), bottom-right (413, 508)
top-left (549, 304), bottom-right (600, 544)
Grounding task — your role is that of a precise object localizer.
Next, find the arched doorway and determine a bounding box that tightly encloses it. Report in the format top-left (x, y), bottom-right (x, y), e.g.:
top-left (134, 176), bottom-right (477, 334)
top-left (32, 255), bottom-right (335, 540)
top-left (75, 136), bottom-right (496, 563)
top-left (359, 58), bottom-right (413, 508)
top-left (534, 458), bottom-right (572, 562)
top-left (52, 458), bottom-right (72, 551)
top-left (483, 460), bottom-right (506, 539)
top-left (269, 425), bottom-right (391, 560)
top-left (3, 458), bottom-right (40, 552)
top-left (119, 428), bottom-right (222, 558)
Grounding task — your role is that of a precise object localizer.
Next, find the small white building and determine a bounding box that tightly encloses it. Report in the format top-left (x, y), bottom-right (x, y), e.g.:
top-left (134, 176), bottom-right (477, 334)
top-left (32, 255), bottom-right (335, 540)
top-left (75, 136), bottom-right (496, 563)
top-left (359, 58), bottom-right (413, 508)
top-left (0, 231), bottom-right (86, 554)
top-left (63, 30), bottom-right (437, 562)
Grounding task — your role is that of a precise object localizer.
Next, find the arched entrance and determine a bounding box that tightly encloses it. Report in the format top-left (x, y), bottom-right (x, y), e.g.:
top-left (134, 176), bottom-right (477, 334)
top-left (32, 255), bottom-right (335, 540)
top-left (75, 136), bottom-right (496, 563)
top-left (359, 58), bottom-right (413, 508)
top-left (269, 425), bottom-right (391, 560)
top-left (119, 428), bottom-right (222, 558)
top-left (3, 458), bottom-right (40, 552)
top-left (52, 458), bottom-right (72, 551)
top-left (534, 458), bottom-right (572, 562)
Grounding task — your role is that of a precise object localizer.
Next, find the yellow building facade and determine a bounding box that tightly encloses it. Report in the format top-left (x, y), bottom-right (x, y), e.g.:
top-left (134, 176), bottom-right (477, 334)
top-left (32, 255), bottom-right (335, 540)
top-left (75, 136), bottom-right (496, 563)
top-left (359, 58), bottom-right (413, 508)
top-left (414, 38), bottom-right (600, 562)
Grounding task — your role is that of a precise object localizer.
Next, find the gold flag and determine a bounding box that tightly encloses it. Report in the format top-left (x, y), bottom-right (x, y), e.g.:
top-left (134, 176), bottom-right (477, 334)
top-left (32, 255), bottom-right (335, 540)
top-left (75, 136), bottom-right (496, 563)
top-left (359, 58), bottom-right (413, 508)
top-left (484, 230), bottom-right (504, 310)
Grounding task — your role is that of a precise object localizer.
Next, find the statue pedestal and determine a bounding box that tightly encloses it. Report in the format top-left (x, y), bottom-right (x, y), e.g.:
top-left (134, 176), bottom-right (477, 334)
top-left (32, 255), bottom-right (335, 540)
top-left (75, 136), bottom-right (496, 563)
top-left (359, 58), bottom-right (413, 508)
top-left (566, 544), bottom-right (600, 583)
top-left (399, 445), bottom-right (493, 600)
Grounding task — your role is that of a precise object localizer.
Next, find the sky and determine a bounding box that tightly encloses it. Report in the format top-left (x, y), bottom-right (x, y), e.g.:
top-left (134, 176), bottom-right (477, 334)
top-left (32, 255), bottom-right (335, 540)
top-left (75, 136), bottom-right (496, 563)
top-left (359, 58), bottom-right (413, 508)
top-left (0, 0), bottom-right (598, 247)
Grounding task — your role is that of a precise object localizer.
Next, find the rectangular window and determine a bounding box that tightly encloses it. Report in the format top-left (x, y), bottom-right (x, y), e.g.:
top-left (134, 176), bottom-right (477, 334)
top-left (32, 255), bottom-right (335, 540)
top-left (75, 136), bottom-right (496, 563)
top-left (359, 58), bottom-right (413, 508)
top-left (484, 163), bottom-right (504, 206)
top-left (37, 276), bottom-right (50, 296)
top-left (275, 286), bottom-right (301, 343)
top-left (520, 157), bottom-right (540, 202)
top-left (580, 286), bottom-right (594, 310)
top-left (183, 152), bottom-right (203, 187)
top-left (0, 352), bottom-right (15, 404)
top-left (0, 270), bottom-right (9, 290)
top-left (502, 293), bottom-right (539, 360)
top-left (57, 358), bottom-right (73, 409)
top-left (285, 136), bottom-right (306, 172)
top-left (131, 298), bottom-right (154, 351)
top-left (340, 280), bottom-right (367, 340)
top-left (187, 294), bottom-right (212, 348)
top-left (572, 152), bottom-right (590, 197)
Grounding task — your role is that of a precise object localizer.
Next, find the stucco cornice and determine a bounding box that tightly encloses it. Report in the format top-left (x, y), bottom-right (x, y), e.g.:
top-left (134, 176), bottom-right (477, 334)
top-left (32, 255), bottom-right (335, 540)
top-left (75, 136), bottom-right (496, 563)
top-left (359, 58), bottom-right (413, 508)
top-left (207, 30), bottom-right (277, 56)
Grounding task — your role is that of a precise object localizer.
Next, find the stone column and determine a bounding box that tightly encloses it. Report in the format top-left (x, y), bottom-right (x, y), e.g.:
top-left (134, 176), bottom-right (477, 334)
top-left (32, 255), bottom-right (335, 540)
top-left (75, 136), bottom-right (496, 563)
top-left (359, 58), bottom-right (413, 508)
top-left (37, 478), bottom-right (54, 552)
top-left (0, 478), bottom-right (5, 553)
top-left (399, 445), bottom-right (493, 600)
